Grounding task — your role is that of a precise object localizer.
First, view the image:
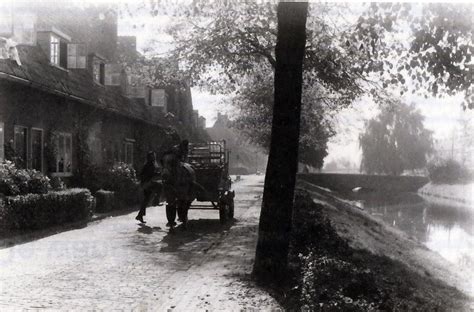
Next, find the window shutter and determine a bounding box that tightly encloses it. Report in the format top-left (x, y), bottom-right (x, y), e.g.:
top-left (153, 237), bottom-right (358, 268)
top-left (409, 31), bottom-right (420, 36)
top-left (76, 44), bottom-right (86, 68)
top-left (67, 43), bottom-right (77, 68)
top-left (59, 40), bottom-right (67, 68)
top-left (67, 43), bottom-right (86, 69)
top-left (99, 63), bottom-right (105, 84)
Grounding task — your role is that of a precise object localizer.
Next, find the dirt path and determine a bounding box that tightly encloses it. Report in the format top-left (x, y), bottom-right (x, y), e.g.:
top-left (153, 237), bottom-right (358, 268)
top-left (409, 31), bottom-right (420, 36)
top-left (0, 175), bottom-right (281, 311)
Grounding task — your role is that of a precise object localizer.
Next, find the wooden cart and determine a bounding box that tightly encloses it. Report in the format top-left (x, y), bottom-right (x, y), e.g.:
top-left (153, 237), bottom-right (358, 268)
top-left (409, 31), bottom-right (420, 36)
top-left (188, 140), bottom-right (235, 223)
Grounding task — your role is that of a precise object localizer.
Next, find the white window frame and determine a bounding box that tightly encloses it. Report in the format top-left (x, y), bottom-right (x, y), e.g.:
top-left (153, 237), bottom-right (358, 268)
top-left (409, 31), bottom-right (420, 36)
top-left (50, 34), bottom-right (60, 65)
top-left (51, 132), bottom-right (73, 177)
top-left (30, 127), bottom-right (44, 172)
top-left (13, 125), bottom-right (28, 169)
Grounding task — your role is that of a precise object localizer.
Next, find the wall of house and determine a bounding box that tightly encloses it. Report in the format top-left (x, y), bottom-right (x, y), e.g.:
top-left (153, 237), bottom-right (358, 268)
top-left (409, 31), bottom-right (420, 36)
top-left (0, 80), bottom-right (178, 175)
top-left (0, 80), bottom-right (77, 173)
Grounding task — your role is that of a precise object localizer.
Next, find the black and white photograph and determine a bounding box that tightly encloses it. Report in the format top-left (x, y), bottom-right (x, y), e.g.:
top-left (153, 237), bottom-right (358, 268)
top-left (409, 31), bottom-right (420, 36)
top-left (0, 0), bottom-right (473, 310)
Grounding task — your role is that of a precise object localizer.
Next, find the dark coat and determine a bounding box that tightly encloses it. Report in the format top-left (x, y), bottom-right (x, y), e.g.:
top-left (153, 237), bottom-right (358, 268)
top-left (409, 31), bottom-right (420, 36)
top-left (140, 161), bottom-right (161, 185)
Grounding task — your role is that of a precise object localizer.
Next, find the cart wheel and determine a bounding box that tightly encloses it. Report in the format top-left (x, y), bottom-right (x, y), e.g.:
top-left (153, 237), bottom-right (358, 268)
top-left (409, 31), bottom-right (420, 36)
top-left (219, 202), bottom-right (228, 224)
top-left (228, 198), bottom-right (234, 219)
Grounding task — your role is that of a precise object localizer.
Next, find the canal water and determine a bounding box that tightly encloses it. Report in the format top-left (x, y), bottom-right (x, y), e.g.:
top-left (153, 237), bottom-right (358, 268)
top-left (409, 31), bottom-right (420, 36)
top-left (340, 191), bottom-right (473, 292)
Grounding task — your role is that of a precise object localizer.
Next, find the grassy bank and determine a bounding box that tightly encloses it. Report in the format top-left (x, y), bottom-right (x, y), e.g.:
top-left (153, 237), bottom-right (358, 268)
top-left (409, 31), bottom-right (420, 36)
top-left (273, 189), bottom-right (471, 311)
top-left (418, 182), bottom-right (474, 207)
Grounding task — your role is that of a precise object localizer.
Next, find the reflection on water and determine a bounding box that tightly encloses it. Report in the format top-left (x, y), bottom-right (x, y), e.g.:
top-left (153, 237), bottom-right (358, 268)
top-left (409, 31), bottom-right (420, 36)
top-left (342, 192), bottom-right (474, 273)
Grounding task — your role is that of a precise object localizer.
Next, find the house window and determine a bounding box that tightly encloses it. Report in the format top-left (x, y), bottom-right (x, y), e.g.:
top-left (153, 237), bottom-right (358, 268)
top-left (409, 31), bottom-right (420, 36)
top-left (14, 126), bottom-right (28, 169)
top-left (50, 34), bottom-right (60, 65)
top-left (113, 141), bottom-right (120, 162)
top-left (123, 141), bottom-right (134, 165)
top-left (53, 132), bottom-right (72, 176)
top-left (93, 59), bottom-right (105, 85)
top-left (31, 128), bottom-right (43, 172)
top-left (0, 122), bottom-right (4, 162)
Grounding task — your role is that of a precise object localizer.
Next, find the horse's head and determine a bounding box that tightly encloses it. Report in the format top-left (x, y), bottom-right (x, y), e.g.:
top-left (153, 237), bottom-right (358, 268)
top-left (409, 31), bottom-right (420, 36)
top-left (161, 151), bottom-right (179, 184)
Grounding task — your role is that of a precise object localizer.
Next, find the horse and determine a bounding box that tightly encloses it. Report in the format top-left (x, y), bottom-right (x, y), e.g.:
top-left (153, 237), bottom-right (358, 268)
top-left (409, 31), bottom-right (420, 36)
top-left (160, 151), bottom-right (196, 230)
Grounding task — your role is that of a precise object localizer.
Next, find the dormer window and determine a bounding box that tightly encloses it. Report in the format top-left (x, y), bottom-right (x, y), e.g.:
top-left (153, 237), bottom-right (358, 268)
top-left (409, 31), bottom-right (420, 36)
top-left (37, 27), bottom-right (71, 69)
top-left (93, 60), bottom-right (105, 84)
top-left (89, 53), bottom-right (107, 85)
top-left (50, 34), bottom-right (60, 65)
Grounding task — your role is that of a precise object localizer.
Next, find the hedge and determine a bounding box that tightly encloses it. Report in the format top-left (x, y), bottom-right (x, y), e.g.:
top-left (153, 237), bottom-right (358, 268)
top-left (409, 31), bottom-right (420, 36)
top-left (72, 162), bottom-right (140, 207)
top-left (0, 188), bottom-right (95, 230)
top-left (95, 189), bottom-right (116, 213)
top-left (427, 158), bottom-right (472, 184)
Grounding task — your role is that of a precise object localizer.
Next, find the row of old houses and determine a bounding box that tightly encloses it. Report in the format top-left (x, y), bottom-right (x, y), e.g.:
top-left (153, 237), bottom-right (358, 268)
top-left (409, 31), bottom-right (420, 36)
top-left (0, 2), bottom-right (208, 179)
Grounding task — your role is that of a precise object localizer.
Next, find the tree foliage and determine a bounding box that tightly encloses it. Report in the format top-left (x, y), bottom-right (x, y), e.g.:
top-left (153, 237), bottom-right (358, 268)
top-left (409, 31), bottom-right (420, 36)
top-left (354, 3), bottom-right (473, 107)
top-left (230, 70), bottom-right (333, 169)
top-left (163, 2), bottom-right (367, 166)
top-left (119, 2), bottom-right (472, 171)
top-left (167, 2), bottom-right (365, 101)
top-left (359, 101), bottom-right (434, 175)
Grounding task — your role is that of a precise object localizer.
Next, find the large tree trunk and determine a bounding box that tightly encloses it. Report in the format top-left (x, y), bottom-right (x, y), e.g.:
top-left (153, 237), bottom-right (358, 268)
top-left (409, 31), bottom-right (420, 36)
top-left (253, 2), bottom-right (308, 282)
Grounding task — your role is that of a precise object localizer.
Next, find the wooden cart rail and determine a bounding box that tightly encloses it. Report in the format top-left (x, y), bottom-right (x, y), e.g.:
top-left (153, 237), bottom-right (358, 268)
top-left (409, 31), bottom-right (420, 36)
top-left (187, 140), bottom-right (234, 223)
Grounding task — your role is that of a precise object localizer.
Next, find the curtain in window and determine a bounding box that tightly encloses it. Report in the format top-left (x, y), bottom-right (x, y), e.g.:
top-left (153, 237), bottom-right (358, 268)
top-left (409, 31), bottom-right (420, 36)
top-left (54, 133), bottom-right (72, 174)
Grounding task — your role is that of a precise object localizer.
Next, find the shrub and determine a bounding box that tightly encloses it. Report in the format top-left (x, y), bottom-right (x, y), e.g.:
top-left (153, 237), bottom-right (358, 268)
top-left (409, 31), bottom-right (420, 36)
top-left (72, 164), bottom-right (106, 193)
top-left (427, 158), bottom-right (472, 184)
top-left (27, 171), bottom-right (50, 194)
top-left (72, 162), bottom-right (139, 207)
top-left (50, 176), bottom-right (66, 191)
top-left (0, 177), bottom-right (20, 196)
top-left (0, 188), bottom-right (94, 230)
top-left (10, 169), bottom-right (30, 194)
top-left (102, 162), bottom-right (139, 205)
top-left (0, 161), bottom-right (51, 196)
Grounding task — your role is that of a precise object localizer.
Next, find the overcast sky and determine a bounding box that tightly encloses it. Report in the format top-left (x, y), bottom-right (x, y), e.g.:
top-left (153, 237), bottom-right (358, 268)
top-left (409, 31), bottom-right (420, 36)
top-left (117, 2), bottom-right (473, 166)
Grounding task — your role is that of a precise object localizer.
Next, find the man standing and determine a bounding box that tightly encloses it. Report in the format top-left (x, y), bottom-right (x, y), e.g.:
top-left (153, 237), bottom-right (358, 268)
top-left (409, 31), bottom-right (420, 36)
top-left (135, 151), bottom-right (162, 223)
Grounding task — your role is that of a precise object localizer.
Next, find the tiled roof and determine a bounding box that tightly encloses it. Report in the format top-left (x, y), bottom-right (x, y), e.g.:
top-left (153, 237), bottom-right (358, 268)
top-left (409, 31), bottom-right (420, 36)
top-left (0, 44), bottom-right (164, 127)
